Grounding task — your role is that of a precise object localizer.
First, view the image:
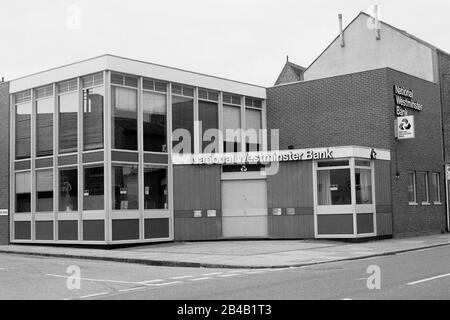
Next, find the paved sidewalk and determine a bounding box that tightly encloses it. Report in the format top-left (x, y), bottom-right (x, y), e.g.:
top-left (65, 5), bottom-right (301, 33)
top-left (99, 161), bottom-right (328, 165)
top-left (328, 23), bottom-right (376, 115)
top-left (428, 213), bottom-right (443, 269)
top-left (1, 234), bottom-right (450, 269)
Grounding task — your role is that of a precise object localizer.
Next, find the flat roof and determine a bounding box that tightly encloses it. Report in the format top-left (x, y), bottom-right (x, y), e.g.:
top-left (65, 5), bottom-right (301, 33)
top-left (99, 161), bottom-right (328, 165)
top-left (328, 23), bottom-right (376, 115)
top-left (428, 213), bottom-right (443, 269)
top-left (9, 54), bottom-right (266, 99)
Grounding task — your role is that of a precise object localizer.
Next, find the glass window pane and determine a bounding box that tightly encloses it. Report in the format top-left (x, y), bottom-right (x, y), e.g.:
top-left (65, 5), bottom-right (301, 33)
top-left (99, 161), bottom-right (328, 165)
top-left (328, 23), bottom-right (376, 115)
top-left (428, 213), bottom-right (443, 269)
top-left (36, 170), bottom-right (53, 212)
top-left (84, 166), bottom-right (104, 210)
top-left (245, 109), bottom-right (261, 152)
top-left (355, 169), bottom-right (373, 204)
top-left (223, 105), bottom-right (241, 153)
top-left (432, 173), bottom-right (440, 203)
top-left (355, 160), bottom-right (371, 167)
top-left (318, 169), bottom-right (351, 205)
top-left (144, 166), bottom-right (168, 210)
top-left (15, 103), bottom-right (32, 160)
top-left (418, 172), bottom-right (429, 203)
top-left (143, 92), bottom-right (167, 153)
top-left (408, 172), bottom-right (416, 203)
top-left (199, 100), bottom-right (218, 153)
top-left (318, 161), bottom-right (349, 168)
top-left (172, 96), bottom-right (194, 154)
top-left (36, 98), bottom-right (54, 157)
top-left (15, 172), bottom-right (31, 213)
top-left (112, 86), bottom-right (138, 150)
top-left (59, 168), bottom-right (78, 212)
top-left (83, 87), bottom-right (104, 151)
top-left (112, 165), bottom-right (138, 210)
top-left (59, 92), bottom-right (78, 154)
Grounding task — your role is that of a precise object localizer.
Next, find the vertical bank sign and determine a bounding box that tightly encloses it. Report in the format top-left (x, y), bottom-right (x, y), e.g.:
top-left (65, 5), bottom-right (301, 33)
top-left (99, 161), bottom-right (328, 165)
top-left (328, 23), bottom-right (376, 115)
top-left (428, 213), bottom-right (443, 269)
top-left (394, 85), bottom-right (422, 140)
top-left (394, 85), bottom-right (423, 116)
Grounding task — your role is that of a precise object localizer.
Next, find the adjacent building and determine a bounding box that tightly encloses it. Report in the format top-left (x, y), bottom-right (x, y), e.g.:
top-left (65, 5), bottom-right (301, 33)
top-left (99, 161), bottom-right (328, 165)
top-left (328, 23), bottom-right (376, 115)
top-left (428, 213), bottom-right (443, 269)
top-left (0, 11), bottom-right (449, 245)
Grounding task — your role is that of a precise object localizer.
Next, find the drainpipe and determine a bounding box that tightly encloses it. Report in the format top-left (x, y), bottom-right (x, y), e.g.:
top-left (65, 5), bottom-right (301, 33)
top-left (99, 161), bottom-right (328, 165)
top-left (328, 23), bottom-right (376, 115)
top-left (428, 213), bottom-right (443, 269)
top-left (437, 50), bottom-right (450, 232)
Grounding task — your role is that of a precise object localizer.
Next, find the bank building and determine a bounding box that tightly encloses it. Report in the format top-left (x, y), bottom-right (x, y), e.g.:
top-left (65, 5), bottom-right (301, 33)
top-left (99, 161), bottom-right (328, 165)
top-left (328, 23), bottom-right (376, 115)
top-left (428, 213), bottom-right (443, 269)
top-left (0, 12), bottom-right (449, 245)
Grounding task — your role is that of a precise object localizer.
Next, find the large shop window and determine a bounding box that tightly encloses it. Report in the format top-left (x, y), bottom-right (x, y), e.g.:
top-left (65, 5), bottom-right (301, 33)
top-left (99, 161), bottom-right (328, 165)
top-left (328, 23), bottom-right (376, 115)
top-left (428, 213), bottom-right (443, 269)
top-left (223, 105), bottom-right (241, 153)
top-left (143, 92), bottom-right (167, 153)
top-left (59, 91), bottom-right (78, 154)
top-left (144, 166), bottom-right (168, 210)
top-left (355, 169), bottom-right (373, 204)
top-left (172, 96), bottom-right (194, 154)
top-left (431, 173), bottom-right (441, 204)
top-left (245, 109), bottom-right (262, 152)
top-left (83, 87), bottom-right (104, 151)
top-left (112, 165), bottom-right (139, 210)
top-left (112, 86), bottom-right (138, 150)
top-left (15, 172), bottom-right (31, 213)
top-left (36, 170), bottom-right (53, 212)
top-left (317, 166), bottom-right (352, 205)
top-left (59, 168), bottom-right (78, 212)
top-left (199, 100), bottom-right (219, 153)
top-left (15, 103), bottom-right (32, 160)
top-left (408, 171), bottom-right (417, 204)
top-left (36, 98), bottom-right (54, 157)
top-left (84, 166), bottom-right (104, 211)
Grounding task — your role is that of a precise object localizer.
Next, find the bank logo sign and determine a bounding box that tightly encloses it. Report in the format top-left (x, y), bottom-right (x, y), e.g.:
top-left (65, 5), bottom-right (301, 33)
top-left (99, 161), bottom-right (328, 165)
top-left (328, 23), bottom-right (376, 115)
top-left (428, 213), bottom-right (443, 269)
top-left (395, 116), bottom-right (415, 140)
top-left (394, 85), bottom-right (423, 116)
top-left (173, 148), bottom-right (334, 165)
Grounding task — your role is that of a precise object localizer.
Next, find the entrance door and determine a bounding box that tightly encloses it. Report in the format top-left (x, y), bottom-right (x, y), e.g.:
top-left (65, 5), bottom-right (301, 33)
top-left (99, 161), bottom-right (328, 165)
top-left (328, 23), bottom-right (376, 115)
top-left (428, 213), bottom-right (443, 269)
top-left (222, 179), bottom-right (268, 238)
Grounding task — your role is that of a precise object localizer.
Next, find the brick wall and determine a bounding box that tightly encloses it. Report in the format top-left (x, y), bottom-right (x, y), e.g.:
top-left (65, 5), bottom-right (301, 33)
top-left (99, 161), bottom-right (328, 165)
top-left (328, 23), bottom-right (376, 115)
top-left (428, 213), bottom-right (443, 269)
top-left (267, 68), bottom-right (447, 237)
top-left (0, 82), bottom-right (9, 245)
top-left (438, 51), bottom-right (450, 163)
top-left (267, 68), bottom-right (391, 150)
top-left (387, 69), bottom-right (446, 237)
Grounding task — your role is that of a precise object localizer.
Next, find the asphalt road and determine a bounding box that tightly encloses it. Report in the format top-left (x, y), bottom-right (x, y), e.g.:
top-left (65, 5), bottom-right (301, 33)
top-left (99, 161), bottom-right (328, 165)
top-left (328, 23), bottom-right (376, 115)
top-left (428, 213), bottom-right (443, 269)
top-left (0, 245), bottom-right (450, 300)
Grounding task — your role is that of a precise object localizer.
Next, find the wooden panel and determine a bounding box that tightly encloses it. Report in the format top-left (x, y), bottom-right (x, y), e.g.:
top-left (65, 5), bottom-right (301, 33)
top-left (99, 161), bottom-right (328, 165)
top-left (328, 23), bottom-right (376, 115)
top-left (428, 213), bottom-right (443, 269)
top-left (83, 151), bottom-right (104, 164)
top-left (174, 217), bottom-right (222, 241)
top-left (268, 215), bottom-right (314, 239)
top-left (377, 212), bottom-right (393, 236)
top-left (173, 165), bottom-right (221, 211)
top-left (267, 161), bottom-right (313, 209)
top-left (15, 160), bottom-right (31, 171)
top-left (144, 153), bottom-right (168, 164)
top-left (375, 160), bottom-right (392, 206)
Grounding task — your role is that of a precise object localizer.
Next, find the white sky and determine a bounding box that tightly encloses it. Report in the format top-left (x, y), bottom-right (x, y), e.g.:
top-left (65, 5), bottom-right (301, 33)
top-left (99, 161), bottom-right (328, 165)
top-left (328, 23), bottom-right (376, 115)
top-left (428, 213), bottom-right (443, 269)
top-left (1, 0), bottom-right (449, 87)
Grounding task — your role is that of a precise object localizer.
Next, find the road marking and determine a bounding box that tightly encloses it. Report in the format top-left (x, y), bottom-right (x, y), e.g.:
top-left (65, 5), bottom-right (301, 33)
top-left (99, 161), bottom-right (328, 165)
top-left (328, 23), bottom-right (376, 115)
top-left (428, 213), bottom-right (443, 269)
top-left (46, 274), bottom-right (147, 286)
top-left (140, 279), bottom-right (165, 284)
top-left (79, 292), bottom-right (109, 299)
top-left (245, 271), bottom-right (266, 275)
top-left (0, 268), bottom-right (5, 271)
top-left (202, 272), bottom-right (222, 276)
top-left (171, 275), bottom-right (194, 280)
top-left (341, 298), bottom-right (353, 301)
top-left (153, 281), bottom-right (183, 287)
top-left (119, 287), bottom-right (147, 293)
top-left (268, 268), bottom-right (291, 272)
top-left (407, 273), bottom-right (450, 286)
top-left (218, 274), bottom-right (239, 278)
top-left (356, 278), bottom-right (368, 281)
top-left (189, 277), bottom-right (213, 282)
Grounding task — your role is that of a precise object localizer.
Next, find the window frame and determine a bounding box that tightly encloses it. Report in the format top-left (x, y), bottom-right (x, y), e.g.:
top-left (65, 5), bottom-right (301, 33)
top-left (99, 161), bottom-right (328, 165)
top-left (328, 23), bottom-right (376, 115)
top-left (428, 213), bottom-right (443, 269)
top-left (419, 171), bottom-right (430, 205)
top-left (408, 171), bottom-right (418, 205)
top-left (432, 172), bottom-right (442, 205)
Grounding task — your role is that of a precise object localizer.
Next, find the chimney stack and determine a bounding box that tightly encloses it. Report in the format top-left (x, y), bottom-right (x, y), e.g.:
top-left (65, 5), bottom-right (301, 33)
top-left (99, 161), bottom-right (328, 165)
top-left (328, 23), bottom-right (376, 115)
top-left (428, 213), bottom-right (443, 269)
top-left (374, 5), bottom-right (381, 40)
top-left (338, 14), bottom-right (345, 47)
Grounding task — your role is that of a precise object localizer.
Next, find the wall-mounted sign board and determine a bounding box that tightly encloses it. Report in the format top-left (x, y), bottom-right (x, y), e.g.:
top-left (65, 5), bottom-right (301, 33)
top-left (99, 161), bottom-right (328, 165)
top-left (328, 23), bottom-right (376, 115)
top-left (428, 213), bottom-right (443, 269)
top-left (395, 116), bottom-right (415, 140)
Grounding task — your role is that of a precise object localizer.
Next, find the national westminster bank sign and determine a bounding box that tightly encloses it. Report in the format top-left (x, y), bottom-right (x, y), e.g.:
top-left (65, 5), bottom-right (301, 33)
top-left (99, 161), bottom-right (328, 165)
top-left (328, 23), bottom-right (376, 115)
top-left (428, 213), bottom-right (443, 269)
top-left (173, 148), bottom-right (334, 165)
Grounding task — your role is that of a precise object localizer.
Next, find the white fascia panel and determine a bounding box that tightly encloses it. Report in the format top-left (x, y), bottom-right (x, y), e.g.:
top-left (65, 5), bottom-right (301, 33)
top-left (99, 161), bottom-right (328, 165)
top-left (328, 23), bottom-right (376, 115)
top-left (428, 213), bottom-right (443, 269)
top-left (10, 56), bottom-right (109, 93)
top-left (10, 55), bottom-right (267, 99)
top-left (105, 55), bottom-right (266, 98)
